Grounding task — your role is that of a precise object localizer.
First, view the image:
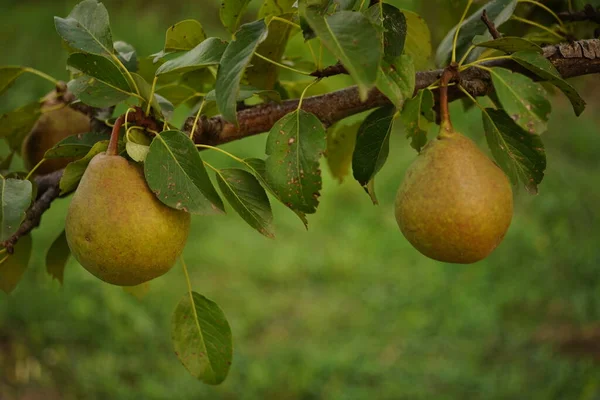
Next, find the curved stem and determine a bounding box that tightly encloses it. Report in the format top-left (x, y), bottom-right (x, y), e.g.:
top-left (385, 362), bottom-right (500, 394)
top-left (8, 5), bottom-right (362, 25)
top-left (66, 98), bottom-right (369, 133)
top-left (511, 16), bottom-right (565, 39)
top-left (190, 99), bottom-right (207, 140)
top-left (110, 54), bottom-right (140, 96)
top-left (297, 79), bottom-right (321, 110)
top-left (23, 67), bottom-right (59, 85)
top-left (24, 159), bottom-right (47, 180)
top-left (270, 16), bottom-right (301, 30)
top-left (452, 0), bottom-right (474, 63)
top-left (107, 115), bottom-right (124, 156)
top-left (253, 52), bottom-right (312, 76)
top-left (458, 44), bottom-right (476, 67)
top-left (519, 0), bottom-right (565, 28)
top-left (145, 77), bottom-right (158, 116)
top-left (459, 55), bottom-right (512, 71)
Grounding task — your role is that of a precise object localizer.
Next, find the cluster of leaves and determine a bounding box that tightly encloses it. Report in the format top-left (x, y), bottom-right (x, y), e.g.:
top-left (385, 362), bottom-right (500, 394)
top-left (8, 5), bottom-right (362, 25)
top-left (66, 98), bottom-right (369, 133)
top-left (0, 0), bottom-right (595, 386)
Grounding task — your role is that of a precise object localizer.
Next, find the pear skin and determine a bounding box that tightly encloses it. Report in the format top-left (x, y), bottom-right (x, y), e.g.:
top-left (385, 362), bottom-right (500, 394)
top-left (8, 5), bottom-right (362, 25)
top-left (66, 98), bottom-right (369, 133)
top-left (65, 153), bottom-right (191, 285)
top-left (395, 131), bottom-right (513, 264)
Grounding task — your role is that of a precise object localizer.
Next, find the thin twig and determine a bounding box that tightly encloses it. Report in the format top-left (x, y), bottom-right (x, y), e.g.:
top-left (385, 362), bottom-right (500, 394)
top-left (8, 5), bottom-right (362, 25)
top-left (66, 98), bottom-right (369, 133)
top-left (310, 61), bottom-right (349, 78)
top-left (558, 4), bottom-right (600, 24)
top-left (481, 9), bottom-right (502, 39)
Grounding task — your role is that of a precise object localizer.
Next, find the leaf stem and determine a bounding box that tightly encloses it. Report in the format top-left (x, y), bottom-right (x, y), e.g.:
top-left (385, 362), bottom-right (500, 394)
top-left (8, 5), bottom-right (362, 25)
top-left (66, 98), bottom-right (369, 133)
top-left (459, 55), bottom-right (512, 71)
top-left (518, 0), bottom-right (565, 28)
top-left (458, 44), bottom-right (476, 66)
top-left (145, 77), bottom-right (158, 116)
top-left (24, 158), bottom-right (47, 180)
top-left (253, 52), bottom-right (312, 76)
top-left (452, 0), bottom-right (474, 63)
top-left (110, 54), bottom-right (141, 96)
top-left (270, 16), bottom-right (301, 30)
top-left (297, 79), bottom-right (320, 110)
top-left (511, 16), bottom-right (565, 39)
top-left (457, 84), bottom-right (487, 111)
top-left (23, 67), bottom-right (59, 85)
top-left (180, 256), bottom-right (205, 347)
top-left (195, 144), bottom-right (245, 164)
top-left (0, 253), bottom-right (9, 265)
top-left (107, 115), bottom-right (125, 156)
top-left (190, 99), bottom-right (207, 140)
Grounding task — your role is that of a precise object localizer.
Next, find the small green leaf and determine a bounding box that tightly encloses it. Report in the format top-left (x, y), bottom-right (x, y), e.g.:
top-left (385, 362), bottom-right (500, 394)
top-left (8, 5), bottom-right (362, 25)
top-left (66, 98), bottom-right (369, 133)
top-left (0, 177), bottom-right (32, 241)
top-left (114, 41), bottom-right (137, 72)
top-left (216, 20), bottom-right (268, 124)
top-left (302, 8), bottom-right (381, 100)
top-left (153, 19), bottom-right (206, 60)
top-left (144, 130), bottom-right (224, 214)
top-left (258, 0), bottom-right (297, 18)
top-left (44, 132), bottom-right (110, 159)
top-left (156, 85), bottom-right (199, 107)
top-left (156, 38), bottom-right (228, 76)
top-left (67, 53), bottom-right (131, 92)
top-left (490, 67), bottom-right (551, 134)
top-left (352, 105), bottom-right (395, 202)
top-left (172, 291), bottom-right (233, 385)
top-left (68, 75), bottom-right (130, 108)
top-left (59, 140), bottom-right (108, 195)
top-left (216, 168), bottom-right (274, 238)
top-left (265, 110), bottom-right (326, 214)
top-left (402, 9), bottom-right (432, 70)
top-left (125, 127), bottom-right (151, 162)
top-left (0, 152), bottom-right (14, 170)
top-left (326, 122), bottom-right (360, 183)
top-left (0, 66), bottom-right (26, 96)
top-left (0, 234), bottom-right (32, 294)
top-left (221, 0), bottom-right (253, 33)
top-left (46, 230), bottom-right (70, 284)
top-left (0, 102), bottom-right (42, 153)
top-left (482, 108), bottom-right (546, 194)
top-left (472, 35), bottom-right (543, 54)
top-left (400, 88), bottom-right (434, 152)
top-left (511, 50), bottom-right (586, 116)
top-left (436, 0), bottom-right (517, 66)
top-left (376, 54), bottom-right (415, 109)
top-left (366, 3), bottom-right (407, 62)
top-left (54, 0), bottom-right (114, 56)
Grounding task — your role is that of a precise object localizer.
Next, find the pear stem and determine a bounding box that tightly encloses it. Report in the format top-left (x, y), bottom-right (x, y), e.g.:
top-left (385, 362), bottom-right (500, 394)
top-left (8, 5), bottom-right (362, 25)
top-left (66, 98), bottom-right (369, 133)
top-left (107, 115), bottom-right (125, 156)
top-left (439, 63), bottom-right (458, 138)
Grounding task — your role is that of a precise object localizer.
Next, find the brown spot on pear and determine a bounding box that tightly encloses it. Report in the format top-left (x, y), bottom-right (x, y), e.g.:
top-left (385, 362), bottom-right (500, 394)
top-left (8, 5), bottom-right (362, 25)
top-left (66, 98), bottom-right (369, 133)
top-left (395, 128), bottom-right (513, 264)
top-left (65, 153), bottom-right (191, 285)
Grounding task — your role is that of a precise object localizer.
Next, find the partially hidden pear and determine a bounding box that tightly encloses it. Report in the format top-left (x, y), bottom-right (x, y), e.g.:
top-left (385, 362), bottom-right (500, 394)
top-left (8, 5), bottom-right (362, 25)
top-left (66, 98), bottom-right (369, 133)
top-left (395, 127), bottom-right (513, 264)
top-left (65, 153), bottom-right (191, 286)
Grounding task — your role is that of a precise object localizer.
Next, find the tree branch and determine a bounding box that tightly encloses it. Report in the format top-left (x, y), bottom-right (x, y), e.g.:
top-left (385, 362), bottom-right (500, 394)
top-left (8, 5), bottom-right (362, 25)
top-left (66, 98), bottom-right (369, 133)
top-left (481, 9), bottom-right (502, 39)
top-left (559, 4), bottom-right (600, 24)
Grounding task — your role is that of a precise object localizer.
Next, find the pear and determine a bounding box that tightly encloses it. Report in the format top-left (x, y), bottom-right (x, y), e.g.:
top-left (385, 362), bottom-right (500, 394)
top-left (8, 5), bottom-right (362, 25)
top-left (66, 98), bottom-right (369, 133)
top-left (395, 126), bottom-right (513, 264)
top-left (65, 153), bottom-right (191, 286)
top-left (22, 97), bottom-right (91, 175)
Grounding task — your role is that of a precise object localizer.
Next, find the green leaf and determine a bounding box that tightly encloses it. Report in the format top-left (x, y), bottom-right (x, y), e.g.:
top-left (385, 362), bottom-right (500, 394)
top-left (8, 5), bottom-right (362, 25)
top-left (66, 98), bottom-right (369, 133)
top-left (366, 3), bottom-right (407, 63)
top-left (54, 0), bottom-right (114, 56)
top-left (67, 53), bottom-right (131, 91)
top-left (144, 130), bottom-right (224, 215)
top-left (221, 0), bottom-right (253, 33)
top-left (0, 234), bottom-right (32, 294)
top-left (258, 0), bottom-right (297, 18)
top-left (247, 14), bottom-right (296, 90)
top-left (131, 73), bottom-right (163, 118)
top-left (0, 152), bottom-right (14, 171)
top-left (0, 177), bottom-right (32, 241)
top-left (156, 38), bottom-right (227, 76)
top-left (490, 67), bottom-right (551, 134)
top-left (436, 0), bottom-right (517, 66)
top-left (352, 105), bottom-right (395, 203)
top-left (216, 20), bottom-right (268, 124)
top-left (125, 127), bottom-right (151, 162)
top-left (473, 35), bottom-right (543, 54)
top-left (216, 168), bottom-right (274, 237)
top-left (153, 19), bottom-right (206, 60)
top-left (402, 9), bottom-right (432, 70)
top-left (0, 66), bottom-right (26, 96)
top-left (46, 230), bottom-right (70, 284)
top-left (68, 75), bottom-right (130, 108)
top-left (400, 88), bottom-right (434, 152)
top-left (0, 101), bottom-right (42, 153)
top-left (243, 158), bottom-right (308, 227)
top-left (172, 291), bottom-right (233, 385)
top-left (114, 41), bottom-right (137, 72)
top-left (44, 132), bottom-right (110, 159)
top-left (482, 108), bottom-right (546, 194)
top-left (302, 8), bottom-right (381, 100)
top-left (511, 50), bottom-right (586, 116)
top-left (264, 110), bottom-right (326, 214)
top-left (326, 121), bottom-right (360, 183)
top-left (376, 54), bottom-right (415, 109)
top-left (156, 85), bottom-right (199, 107)
top-left (59, 140), bottom-right (108, 195)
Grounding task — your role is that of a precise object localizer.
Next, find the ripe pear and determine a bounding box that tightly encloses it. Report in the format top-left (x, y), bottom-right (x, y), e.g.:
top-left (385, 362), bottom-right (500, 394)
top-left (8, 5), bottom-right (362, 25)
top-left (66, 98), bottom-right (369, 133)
top-left (22, 98), bottom-right (91, 175)
top-left (65, 153), bottom-right (191, 286)
top-left (395, 127), bottom-right (513, 264)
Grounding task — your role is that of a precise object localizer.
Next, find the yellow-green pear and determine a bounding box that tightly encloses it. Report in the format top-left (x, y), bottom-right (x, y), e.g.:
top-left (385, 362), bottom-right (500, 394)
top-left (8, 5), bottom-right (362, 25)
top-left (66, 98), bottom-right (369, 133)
top-left (65, 153), bottom-right (191, 286)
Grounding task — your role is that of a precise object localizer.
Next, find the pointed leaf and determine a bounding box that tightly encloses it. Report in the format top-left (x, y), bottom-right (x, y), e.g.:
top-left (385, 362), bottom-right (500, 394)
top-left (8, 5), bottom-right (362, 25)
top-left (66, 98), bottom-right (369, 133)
top-left (216, 168), bottom-right (274, 237)
top-left (490, 67), bottom-right (551, 134)
top-left (216, 20), bottom-right (268, 124)
top-left (482, 108), bottom-right (546, 193)
top-left (68, 75), bottom-right (130, 108)
top-left (352, 105), bottom-right (395, 201)
top-left (144, 130), bottom-right (224, 215)
top-left (0, 66), bottom-right (26, 96)
top-left (54, 0), bottom-right (114, 56)
top-left (221, 0), bottom-right (253, 33)
top-left (125, 127), bottom-right (151, 162)
top-left (67, 53), bottom-right (131, 91)
top-left (46, 230), bottom-right (70, 284)
top-left (473, 35), bottom-right (543, 54)
top-left (402, 9), bottom-right (432, 70)
top-left (258, 0), bottom-right (297, 18)
top-left (326, 121), bottom-right (360, 183)
top-left (59, 140), bottom-right (108, 195)
top-left (264, 110), bottom-right (326, 214)
top-left (511, 50), bottom-right (586, 116)
top-left (172, 291), bottom-right (233, 385)
top-left (44, 131), bottom-right (110, 159)
top-left (154, 19), bottom-right (206, 60)
top-left (0, 101), bottom-right (42, 153)
top-left (376, 54), bottom-right (415, 109)
top-left (0, 234), bottom-right (32, 294)
top-left (156, 38), bottom-right (227, 76)
top-left (436, 0), bottom-right (518, 66)
top-left (303, 8), bottom-right (381, 100)
top-left (366, 3), bottom-right (407, 62)
top-left (400, 88), bottom-right (434, 152)
top-left (114, 41), bottom-right (137, 72)
top-left (0, 177), bottom-right (32, 241)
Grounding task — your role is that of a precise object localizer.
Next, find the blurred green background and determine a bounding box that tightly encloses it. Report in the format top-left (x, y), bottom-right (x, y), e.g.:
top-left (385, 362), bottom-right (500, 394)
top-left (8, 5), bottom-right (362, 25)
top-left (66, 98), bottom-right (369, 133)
top-left (2, 1), bottom-right (600, 399)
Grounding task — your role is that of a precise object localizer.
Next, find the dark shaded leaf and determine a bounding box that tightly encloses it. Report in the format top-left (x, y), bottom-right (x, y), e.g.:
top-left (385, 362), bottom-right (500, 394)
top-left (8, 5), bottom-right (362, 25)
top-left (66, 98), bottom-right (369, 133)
top-left (46, 230), bottom-right (70, 284)
top-left (59, 141), bottom-right (108, 195)
top-left (67, 53), bottom-right (131, 91)
top-left (366, 3), bottom-right (407, 62)
top-left (0, 102), bottom-right (41, 153)
top-left (44, 131), bottom-right (110, 159)
top-left (156, 38), bottom-right (228, 76)
top-left (0, 66), bottom-right (25, 96)
top-left (114, 41), bottom-right (137, 72)
top-left (68, 75), bottom-right (130, 108)
top-left (473, 35), bottom-right (543, 54)
top-left (400, 88), bottom-right (434, 152)
top-left (0, 177), bottom-right (32, 241)
top-left (0, 234), bottom-right (32, 294)
top-left (376, 54), bottom-right (415, 109)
